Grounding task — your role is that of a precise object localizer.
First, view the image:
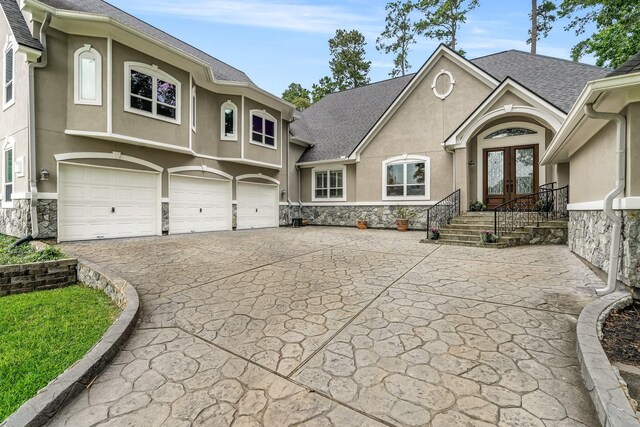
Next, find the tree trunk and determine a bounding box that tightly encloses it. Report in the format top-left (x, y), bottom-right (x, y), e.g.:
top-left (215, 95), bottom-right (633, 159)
top-left (531, 0), bottom-right (537, 54)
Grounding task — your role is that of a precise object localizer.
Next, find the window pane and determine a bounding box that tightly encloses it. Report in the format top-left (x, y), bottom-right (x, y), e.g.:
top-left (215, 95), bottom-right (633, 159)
top-left (224, 109), bottom-right (234, 136)
top-left (407, 162), bottom-right (425, 184)
top-left (264, 136), bottom-right (275, 146)
top-left (487, 151), bottom-right (504, 195)
top-left (4, 184), bottom-right (11, 202)
top-left (157, 104), bottom-right (176, 119)
top-left (316, 172), bottom-right (327, 189)
top-left (265, 119), bottom-right (275, 137)
top-left (515, 148), bottom-right (534, 194)
top-left (5, 49), bottom-right (12, 83)
top-left (252, 115), bottom-right (263, 133)
top-left (5, 83), bottom-right (12, 103)
top-left (130, 96), bottom-right (152, 113)
top-left (157, 80), bottom-right (176, 106)
top-left (386, 164), bottom-right (404, 185)
top-left (407, 185), bottom-right (425, 196)
top-left (252, 132), bottom-right (262, 143)
top-left (130, 70), bottom-right (152, 99)
top-left (5, 150), bottom-right (12, 182)
top-left (80, 56), bottom-right (97, 100)
top-left (330, 188), bottom-right (343, 198)
top-left (387, 185), bottom-right (404, 196)
top-left (315, 189), bottom-right (327, 198)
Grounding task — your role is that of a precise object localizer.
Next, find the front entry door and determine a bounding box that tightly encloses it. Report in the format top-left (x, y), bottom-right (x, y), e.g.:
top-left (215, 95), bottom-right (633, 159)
top-left (483, 145), bottom-right (538, 209)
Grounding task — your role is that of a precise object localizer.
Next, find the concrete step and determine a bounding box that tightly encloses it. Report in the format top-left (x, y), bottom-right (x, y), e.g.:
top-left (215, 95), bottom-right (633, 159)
top-left (439, 233), bottom-right (520, 244)
top-left (422, 238), bottom-right (510, 249)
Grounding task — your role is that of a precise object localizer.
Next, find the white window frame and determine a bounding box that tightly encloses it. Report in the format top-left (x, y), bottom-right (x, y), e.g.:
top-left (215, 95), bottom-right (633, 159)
top-left (2, 137), bottom-right (14, 208)
top-left (191, 86), bottom-right (196, 132)
top-left (312, 165), bottom-right (347, 202)
top-left (249, 109), bottom-right (277, 150)
top-left (73, 44), bottom-right (102, 106)
top-left (3, 39), bottom-right (15, 110)
top-left (124, 62), bottom-right (181, 125)
top-left (382, 155), bottom-right (430, 201)
top-left (220, 100), bottom-right (237, 141)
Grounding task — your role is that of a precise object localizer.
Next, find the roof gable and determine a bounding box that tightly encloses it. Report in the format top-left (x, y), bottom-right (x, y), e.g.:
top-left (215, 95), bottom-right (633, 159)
top-left (0, 0), bottom-right (42, 51)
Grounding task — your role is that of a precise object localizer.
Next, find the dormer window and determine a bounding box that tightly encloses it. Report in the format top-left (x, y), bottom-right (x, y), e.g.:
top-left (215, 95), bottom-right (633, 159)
top-left (74, 45), bottom-right (102, 105)
top-left (3, 42), bottom-right (14, 108)
top-left (221, 101), bottom-right (237, 141)
top-left (250, 110), bottom-right (276, 149)
top-left (125, 62), bottom-right (181, 124)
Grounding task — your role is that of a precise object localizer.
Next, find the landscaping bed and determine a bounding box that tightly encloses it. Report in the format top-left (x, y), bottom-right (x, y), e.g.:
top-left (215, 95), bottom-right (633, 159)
top-left (0, 235), bottom-right (65, 265)
top-left (602, 300), bottom-right (640, 366)
top-left (0, 285), bottom-right (121, 422)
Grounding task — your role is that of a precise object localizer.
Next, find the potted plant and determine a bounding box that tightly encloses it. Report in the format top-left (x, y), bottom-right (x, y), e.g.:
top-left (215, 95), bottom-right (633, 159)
top-left (535, 198), bottom-right (553, 212)
top-left (429, 226), bottom-right (440, 240)
top-left (469, 201), bottom-right (487, 212)
top-left (395, 206), bottom-right (416, 232)
top-left (356, 215), bottom-right (368, 230)
top-left (480, 230), bottom-right (497, 244)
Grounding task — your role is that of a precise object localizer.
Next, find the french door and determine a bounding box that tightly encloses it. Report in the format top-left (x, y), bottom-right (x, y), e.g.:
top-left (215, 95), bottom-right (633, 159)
top-left (483, 145), bottom-right (538, 209)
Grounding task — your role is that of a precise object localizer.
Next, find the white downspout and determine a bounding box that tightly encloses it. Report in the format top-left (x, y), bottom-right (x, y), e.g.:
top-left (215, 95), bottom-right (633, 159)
top-left (27, 12), bottom-right (52, 239)
top-left (584, 103), bottom-right (627, 296)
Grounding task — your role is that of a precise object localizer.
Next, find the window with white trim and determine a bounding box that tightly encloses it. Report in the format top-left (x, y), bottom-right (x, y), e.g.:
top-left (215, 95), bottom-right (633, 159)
top-left (3, 42), bottom-right (14, 108)
top-left (221, 101), bottom-right (237, 140)
top-left (3, 140), bottom-right (13, 205)
top-left (383, 157), bottom-right (430, 199)
top-left (74, 45), bottom-right (102, 105)
top-left (313, 167), bottom-right (345, 201)
top-left (125, 62), bottom-right (180, 123)
top-left (250, 110), bottom-right (276, 148)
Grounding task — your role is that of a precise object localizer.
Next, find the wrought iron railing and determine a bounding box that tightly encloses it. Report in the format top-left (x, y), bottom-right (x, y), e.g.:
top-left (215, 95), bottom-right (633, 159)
top-left (426, 189), bottom-right (461, 232)
top-left (494, 185), bottom-right (569, 236)
top-left (539, 182), bottom-right (556, 191)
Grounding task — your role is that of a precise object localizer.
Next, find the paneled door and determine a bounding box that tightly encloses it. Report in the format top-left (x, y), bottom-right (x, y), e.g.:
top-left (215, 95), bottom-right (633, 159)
top-left (483, 145), bottom-right (538, 209)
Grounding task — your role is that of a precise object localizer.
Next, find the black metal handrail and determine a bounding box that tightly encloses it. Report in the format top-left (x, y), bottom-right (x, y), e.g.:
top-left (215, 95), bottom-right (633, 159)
top-left (539, 182), bottom-right (556, 191)
top-left (426, 189), bottom-right (461, 232)
top-left (494, 185), bottom-right (569, 236)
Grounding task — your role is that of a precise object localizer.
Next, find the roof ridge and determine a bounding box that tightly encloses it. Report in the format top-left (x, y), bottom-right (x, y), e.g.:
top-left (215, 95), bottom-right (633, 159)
top-left (472, 49), bottom-right (608, 71)
top-left (318, 73), bottom-right (415, 100)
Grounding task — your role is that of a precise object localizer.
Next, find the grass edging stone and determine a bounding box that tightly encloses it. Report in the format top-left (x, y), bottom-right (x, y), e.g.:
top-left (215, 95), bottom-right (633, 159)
top-left (576, 289), bottom-right (640, 427)
top-left (1, 259), bottom-right (140, 427)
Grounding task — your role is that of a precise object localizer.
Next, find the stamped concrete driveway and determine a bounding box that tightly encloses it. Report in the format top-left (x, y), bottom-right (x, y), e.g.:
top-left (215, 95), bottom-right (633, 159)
top-left (50, 227), bottom-right (605, 426)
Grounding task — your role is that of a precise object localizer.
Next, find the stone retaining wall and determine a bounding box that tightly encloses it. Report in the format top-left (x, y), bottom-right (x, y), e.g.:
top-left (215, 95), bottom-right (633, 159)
top-left (0, 259), bottom-right (78, 297)
top-left (300, 205), bottom-right (434, 229)
top-left (569, 210), bottom-right (640, 289)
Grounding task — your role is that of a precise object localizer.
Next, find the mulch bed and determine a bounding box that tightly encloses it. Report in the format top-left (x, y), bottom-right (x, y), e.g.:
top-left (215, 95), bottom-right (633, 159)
top-left (602, 301), bottom-right (640, 367)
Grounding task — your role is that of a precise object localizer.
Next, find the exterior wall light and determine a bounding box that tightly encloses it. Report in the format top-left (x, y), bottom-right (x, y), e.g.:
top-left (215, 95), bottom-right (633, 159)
top-left (40, 168), bottom-right (49, 181)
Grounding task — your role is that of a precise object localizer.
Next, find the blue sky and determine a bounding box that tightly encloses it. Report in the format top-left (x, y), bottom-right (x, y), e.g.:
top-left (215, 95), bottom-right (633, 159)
top-left (107, 0), bottom-right (597, 97)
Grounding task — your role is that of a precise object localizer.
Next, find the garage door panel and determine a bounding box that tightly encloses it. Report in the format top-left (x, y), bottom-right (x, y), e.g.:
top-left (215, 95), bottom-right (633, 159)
top-left (169, 175), bottom-right (231, 234)
top-left (58, 164), bottom-right (159, 242)
top-left (237, 182), bottom-right (278, 230)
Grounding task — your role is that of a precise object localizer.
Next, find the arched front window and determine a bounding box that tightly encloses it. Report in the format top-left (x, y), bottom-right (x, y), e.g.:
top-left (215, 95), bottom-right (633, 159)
top-left (382, 155), bottom-right (430, 200)
top-left (74, 45), bottom-right (102, 105)
top-left (484, 127), bottom-right (536, 139)
top-left (125, 62), bottom-right (181, 123)
top-left (221, 101), bottom-right (237, 141)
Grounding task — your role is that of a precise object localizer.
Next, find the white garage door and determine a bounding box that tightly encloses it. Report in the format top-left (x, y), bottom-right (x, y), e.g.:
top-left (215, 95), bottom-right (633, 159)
top-left (169, 175), bottom-right (232, 234)
top-left (58, 163), bottom-right (159, 242)
top-left (237, 182), bottom-right (279, 230)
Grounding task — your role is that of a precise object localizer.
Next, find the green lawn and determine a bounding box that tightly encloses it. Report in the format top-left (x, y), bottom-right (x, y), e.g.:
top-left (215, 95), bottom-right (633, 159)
top-left (0, 235), bottom-right (66, 265)
top-left (0, 286), bottom-right (120, 422)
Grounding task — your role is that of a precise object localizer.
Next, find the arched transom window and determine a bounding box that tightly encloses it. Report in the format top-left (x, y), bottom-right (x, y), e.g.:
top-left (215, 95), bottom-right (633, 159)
top-left (484, 127), bottom-right (537, 139)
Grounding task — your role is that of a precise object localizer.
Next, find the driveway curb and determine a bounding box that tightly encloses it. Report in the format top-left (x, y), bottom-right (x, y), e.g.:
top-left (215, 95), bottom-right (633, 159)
top-left (576, 289), bottom-right (640, 426)
top-left (2, 259), bottom-right (140, 427)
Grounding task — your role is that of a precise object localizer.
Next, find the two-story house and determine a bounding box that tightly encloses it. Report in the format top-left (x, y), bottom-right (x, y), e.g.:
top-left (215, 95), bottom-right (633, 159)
top-left (0, 0), bottom-right (297, 242)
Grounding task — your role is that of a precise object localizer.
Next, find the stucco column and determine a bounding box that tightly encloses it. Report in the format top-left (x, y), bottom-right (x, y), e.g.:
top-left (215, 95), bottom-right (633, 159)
top-left (454, 147), bottom-right (468, 211)
top-left (627, 103), bottom-right (640, 198)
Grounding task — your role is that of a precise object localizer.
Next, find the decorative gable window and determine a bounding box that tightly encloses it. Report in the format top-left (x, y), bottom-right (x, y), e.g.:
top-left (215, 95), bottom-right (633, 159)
top-left (3, 42), bottom-right (14, 108)
top-left (312, 166), bottom-right (346, 201)
top-left (383, 155), bottom-right (430, 200)
top-left (125, 62), bottom-right (180, 124)
top-left (250, 110), bottom-right (276, 148)
top-left (3, 138), bottom-right (13, 206)
top-left (74, 45), bottom-right (102, 105)
top-left (221, 101), bottom-right (237, 141)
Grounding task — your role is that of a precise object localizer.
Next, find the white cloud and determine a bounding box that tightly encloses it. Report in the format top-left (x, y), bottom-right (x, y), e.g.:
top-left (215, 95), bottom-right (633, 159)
top-left (126, 0), bottom-right (378, 34)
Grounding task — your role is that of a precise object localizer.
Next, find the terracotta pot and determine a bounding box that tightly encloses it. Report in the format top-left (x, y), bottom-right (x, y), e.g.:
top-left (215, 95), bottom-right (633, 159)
top-left (396, 219), bottom-right (409, 231)
top-left (356, 220), bottom-right (368, 230)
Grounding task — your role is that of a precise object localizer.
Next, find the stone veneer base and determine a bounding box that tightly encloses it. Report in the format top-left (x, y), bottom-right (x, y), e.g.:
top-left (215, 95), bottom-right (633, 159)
top-left (569, 210), bottom-right (640, 289)
top-left (299, 205), bottom-right (435, 229)
top-left (2, 259), bottom-right (140, 427)
top-left (576, 290), bottom-right (640, 426)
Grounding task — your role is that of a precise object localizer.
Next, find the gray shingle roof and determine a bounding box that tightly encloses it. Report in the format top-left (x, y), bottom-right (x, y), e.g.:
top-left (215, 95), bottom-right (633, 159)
top-left (295, 49), bottom-right (609, 163)
top-left (0, 0), bottom-right (42, 51)
top-left (295, 75), bottom-right (413, 163)
top-left (607, 51), bottom-right (640, 77)
top-left (471, 50), bottom-right (609, 113)
top-left (36, 0), bottom-right (253, 84)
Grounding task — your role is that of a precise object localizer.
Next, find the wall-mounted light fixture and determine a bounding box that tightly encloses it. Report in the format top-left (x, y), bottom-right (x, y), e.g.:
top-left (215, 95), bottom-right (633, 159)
top-left (468, 160), bottom-right (476, 167)
top-left (39, 168), bottom-right (49, 181)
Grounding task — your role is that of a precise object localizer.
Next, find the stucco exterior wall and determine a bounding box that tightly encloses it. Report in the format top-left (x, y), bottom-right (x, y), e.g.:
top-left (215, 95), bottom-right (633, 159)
top-left (627, 103), bottom-right (640, 198)
top-left (243, 98), bottom-right (282, 167)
